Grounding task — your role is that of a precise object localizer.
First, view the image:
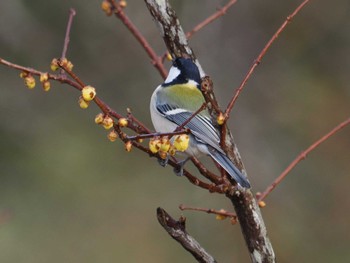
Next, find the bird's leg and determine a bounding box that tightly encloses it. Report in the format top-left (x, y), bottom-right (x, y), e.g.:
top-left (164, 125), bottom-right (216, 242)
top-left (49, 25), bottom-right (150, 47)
top-left (157, 154), bottom-right (169, 167)
top-left (173, 157), bottom-right (190, 176)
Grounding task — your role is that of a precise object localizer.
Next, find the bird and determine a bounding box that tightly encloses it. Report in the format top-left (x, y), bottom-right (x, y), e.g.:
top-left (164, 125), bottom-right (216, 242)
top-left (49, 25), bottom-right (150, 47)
top-left (150, 57), bottom-right (251, 188)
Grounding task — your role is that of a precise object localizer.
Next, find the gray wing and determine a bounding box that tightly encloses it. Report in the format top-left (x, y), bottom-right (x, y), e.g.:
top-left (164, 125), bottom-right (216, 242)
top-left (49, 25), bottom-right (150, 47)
top-left (157, 104), bottom-right (224, 153)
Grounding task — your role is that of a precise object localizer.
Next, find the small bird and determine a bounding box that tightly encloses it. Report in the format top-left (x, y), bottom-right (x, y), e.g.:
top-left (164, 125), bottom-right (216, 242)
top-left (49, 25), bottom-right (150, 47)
top-left (150, 57), bottom-right (251, 188)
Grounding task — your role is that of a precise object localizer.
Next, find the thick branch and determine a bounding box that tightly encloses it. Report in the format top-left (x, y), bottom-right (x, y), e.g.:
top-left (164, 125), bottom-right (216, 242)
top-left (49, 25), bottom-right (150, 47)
top-left (145, 1), bottom-right (276, 262)
top-left (144, 0), bottom-right (205, 76)
top-left (156, 208), bottom-right (217, 263)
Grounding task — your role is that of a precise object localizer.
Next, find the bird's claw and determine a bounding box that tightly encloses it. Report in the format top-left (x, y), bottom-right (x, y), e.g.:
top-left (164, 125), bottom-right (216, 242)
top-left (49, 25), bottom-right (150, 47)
top-left (173, 165), bottom-right (184, 176)
top-left (173, 158), bottom-right (190, 177)
top-left (157, 155), bottom-right (169, 167)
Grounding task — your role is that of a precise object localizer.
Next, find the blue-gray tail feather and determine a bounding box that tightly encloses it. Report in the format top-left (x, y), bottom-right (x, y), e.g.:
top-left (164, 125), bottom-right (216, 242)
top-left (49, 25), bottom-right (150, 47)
top-left (208, 149), bottom-right (251, 188)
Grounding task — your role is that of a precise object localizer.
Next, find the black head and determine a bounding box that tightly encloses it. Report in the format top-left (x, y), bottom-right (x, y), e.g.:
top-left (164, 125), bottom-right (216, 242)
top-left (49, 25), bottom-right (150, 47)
top-left (163, 57), bottom-right (201, 87)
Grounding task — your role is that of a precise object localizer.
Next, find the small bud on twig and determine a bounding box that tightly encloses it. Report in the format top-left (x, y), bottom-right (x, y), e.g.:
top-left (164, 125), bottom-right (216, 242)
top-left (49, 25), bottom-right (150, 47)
top-left (39, 73), bottom-right (49, 83)
top-left (118, 118), bottom-right (128, 127)
top-left (82, 85), bottom-right (96, 101)
top-left (258, 201), bottom-right (266, 208)
top-left (42, 81), bottom-right (51, 92)
top-left (102, 116), bottom-right (114, 130)
top-left (166, 52), bottom-right (172, 61)
top-left (101, 1), bottom-right (112, 16)
top-left (125, 141), bottom-right (132, 152)
top-left (78, 96), bottom-right (89, 109)
top-left (107, 130), bottom-right (118, 142)
top-left (24, 75), bottom-right (36, 89)
top-left (50, 58), bottom-right (59, 71)
top-left (19, 71), bottom-right (28, 78)
top-left (149, 138), bottom-right (161, 154)
top-left (217, 112), bottom-right (225, 125)
top-left (95, 113), bottom-right (104, 124)
top-left (119, 0), bottom-right (127, 8)
top-left (159, 136), bottom-right (171, 152)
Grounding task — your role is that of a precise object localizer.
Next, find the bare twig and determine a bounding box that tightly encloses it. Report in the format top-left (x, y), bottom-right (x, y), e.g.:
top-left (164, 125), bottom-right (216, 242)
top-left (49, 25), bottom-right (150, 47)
top-left (57, 58), bottom-right (85, 87)
top-left (160, 0), bottom-right (238, 60)
top-left (126, 108), bottom-right (152, 134)
top-left (60, 8), bottom-right (76, 75)
top-left (127, 102), bottom-right (206, 140)
top-left (224, 0), bottom-right (310, 118)
top-left (258, 117), bottom-right (350, 201)
top-left (191, 157), bottom-right (222, 184)
top-left (186, 0), bottom-right (238, 39)
top-left (179, 204), bottom-right (237, 220)
top-left (156, 207), bottom-right (218, 263)
top-left (0, 57), bottom-right (81, 91)
top-left (107, 0), bottom-right (167, 79)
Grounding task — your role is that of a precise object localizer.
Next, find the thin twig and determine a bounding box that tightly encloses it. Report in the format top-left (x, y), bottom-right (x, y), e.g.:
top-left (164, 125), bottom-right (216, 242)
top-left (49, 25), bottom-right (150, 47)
top-left (179, 204), bottom-right (237, 220)
top-left (126, 138), bottom-right (224, 193)
top-left (174, 103), bottom-right (207, 132)
top-left (224, 0), bottom-right (310, 118)
top-left (186, 0), bottom-right (238, 39)
top-left (191, 157), bottom-right (222, 184)
top-left (258, 117), bottom-right (350, 201)
top-left (107, 0), bottom-right (167, 79)
top-left (57, 60), bottom-right (153, 134)
top-left (156, 207), bottom-right (218, 263)
top-left (126, 108), bottom-right (152, 134)
top-left (127, 103), bottom-right (205, 140)
top-left (60, 8), bottom-right (76, 75)
top-left (57, 58), bottom-right (85, 87)
top-left (160, 0), bottom-right (238, 60)
top-left (0, 57), bottom-right (82, 91)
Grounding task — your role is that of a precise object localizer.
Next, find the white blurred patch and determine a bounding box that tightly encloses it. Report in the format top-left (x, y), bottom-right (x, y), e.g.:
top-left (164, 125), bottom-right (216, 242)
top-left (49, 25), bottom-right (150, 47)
top-left (164, 66), bottom-right (180, 84)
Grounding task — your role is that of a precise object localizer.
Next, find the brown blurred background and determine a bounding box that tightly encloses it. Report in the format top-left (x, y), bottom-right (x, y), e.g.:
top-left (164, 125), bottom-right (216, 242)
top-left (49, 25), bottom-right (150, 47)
top-left (0, 0), bottom-right (349, 262)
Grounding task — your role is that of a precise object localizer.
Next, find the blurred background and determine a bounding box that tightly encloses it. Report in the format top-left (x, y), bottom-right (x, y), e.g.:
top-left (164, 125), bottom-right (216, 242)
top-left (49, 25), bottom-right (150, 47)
top-left (0, 0), bottom-right (349, 262)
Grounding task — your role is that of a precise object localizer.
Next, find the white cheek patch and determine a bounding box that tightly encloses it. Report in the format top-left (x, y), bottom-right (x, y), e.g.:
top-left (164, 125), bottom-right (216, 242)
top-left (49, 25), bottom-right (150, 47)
top-left (164, 66), bottom-right (180, 84)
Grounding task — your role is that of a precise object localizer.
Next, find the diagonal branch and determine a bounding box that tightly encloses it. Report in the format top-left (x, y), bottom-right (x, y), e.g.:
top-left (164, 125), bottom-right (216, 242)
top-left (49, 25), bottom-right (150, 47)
top-left (156, 207), bottom-right (218, 263)
top-left (107, 0), bottom-right (167, 79)
top-left (61, 9), bottom-right (76, 61)
top-left (0, 57), bottom-right (81, 91)
top-left (224, 0), bottom-right (310, 118)
top-left (186, 0), bottom-right (238, 39)
top-left (258, 117), bottom-right (350, 201)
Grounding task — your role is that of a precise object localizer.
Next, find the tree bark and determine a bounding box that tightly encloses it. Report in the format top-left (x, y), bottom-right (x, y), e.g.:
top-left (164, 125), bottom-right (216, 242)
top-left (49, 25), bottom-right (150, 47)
top-left (144, 1), bottom-right (276, 262)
